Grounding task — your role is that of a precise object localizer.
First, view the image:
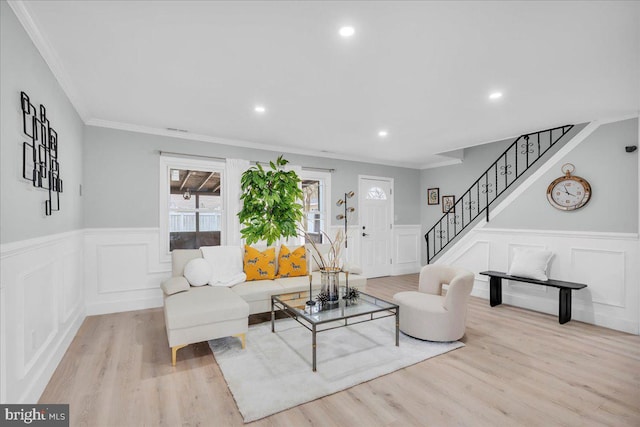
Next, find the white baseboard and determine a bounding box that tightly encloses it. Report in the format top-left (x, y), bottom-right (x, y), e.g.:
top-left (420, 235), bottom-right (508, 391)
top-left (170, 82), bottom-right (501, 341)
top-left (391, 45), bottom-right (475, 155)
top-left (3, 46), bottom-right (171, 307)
top-left (86, 295), bottom-right (164, 316)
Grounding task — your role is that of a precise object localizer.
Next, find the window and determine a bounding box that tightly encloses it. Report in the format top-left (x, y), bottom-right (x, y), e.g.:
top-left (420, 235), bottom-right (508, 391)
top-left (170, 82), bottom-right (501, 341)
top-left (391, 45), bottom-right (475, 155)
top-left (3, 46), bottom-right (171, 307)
top-left (299, 170), bottom-right (331, 244)
top-left (160, 156), bottom-right (225, 260)
top-left (366, 186), bottom-right (387, 200)
top-left (169, 169), bottom-right (223, 250)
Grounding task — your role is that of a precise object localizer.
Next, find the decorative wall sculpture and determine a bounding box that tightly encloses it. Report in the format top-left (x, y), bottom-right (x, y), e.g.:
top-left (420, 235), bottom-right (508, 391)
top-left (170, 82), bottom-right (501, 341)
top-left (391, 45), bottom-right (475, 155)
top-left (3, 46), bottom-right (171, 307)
top-left (21, 91), bottom-right (63, 215)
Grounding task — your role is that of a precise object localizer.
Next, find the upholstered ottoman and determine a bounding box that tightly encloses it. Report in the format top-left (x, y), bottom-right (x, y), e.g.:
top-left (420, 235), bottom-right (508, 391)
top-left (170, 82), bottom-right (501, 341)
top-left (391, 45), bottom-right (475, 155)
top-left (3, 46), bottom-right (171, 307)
top-left (164, 285), bottom-right (249, 365)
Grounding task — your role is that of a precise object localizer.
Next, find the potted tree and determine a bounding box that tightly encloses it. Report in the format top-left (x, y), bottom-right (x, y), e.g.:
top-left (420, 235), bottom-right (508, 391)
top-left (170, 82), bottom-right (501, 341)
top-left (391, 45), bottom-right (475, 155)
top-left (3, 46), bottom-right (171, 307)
top-left (238, 155), bottom-right (304, 246)
top-left (238, 155), bottom-right (349, 307)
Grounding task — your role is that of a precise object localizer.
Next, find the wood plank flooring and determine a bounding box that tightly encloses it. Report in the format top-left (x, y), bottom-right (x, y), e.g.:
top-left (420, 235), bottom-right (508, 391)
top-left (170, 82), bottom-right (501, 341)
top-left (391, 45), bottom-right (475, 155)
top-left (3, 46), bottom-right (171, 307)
top-left (40, 274), bottom-right (640, 426)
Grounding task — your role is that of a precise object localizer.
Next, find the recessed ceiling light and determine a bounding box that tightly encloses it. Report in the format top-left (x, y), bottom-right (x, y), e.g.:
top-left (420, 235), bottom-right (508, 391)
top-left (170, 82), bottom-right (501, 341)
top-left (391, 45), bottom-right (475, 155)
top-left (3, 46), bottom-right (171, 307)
top-left (254, 105), bottom-right (266, 114)
top-left (378, 130), bottom-right (388, 138)
top-left (489, 92), bottom-right (503, 100)
top-left (339, 26), bottom-right (355, 38)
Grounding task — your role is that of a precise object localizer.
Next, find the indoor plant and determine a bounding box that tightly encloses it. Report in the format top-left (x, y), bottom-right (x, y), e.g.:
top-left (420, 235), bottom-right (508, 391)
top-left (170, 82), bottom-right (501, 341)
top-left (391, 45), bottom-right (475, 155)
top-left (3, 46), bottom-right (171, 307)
top-left (238, 155), bottom-right (304, 246)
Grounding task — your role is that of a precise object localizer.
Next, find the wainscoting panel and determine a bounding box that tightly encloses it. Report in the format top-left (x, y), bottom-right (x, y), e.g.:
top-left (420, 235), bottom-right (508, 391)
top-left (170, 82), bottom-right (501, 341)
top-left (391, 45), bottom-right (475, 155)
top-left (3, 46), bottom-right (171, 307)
top-left (571, 248), bottom-right (625, 308)
top-left (392, 225), bottom-right (421, 275)
top-left (84, 228), bottom-right (171, 315)
top-left (436, 228), bottom-right (639, 334)
top-left (0, 230), bottom-right (85, 404)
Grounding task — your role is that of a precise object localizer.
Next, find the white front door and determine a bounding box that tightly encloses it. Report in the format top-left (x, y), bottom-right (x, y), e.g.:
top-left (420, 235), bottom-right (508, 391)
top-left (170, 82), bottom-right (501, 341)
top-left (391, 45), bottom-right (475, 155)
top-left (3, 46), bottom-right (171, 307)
top-left (358, 176), bottom-right (393, 278)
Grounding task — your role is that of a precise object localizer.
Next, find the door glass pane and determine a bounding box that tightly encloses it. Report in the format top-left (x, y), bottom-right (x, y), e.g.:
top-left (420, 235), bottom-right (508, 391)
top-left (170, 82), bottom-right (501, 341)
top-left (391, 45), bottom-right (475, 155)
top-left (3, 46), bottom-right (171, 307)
top-left (366, 186), bottom-right (387, 200)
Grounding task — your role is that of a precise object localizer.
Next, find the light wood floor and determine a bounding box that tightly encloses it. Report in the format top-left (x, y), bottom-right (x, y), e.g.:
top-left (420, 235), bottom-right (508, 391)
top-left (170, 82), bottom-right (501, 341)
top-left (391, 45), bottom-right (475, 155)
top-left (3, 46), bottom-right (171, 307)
top-left (40, 274), bottom-right (640, 426)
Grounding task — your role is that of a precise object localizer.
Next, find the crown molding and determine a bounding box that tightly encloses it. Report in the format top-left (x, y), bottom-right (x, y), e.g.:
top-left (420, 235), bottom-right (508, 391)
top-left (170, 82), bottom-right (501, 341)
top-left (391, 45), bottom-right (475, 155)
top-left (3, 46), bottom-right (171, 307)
top-left (420, 158), bottom-right (464, 170)
top-left (7, 0), bottom-right (89, 121)
top-left (85, 118), bottom-right (422, 169)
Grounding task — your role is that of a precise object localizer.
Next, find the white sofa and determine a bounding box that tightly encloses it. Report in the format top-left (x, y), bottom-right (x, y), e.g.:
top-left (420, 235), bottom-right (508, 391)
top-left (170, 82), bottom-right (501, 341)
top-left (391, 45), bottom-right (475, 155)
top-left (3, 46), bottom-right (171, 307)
top-left (161, 246), bottom-right (366, 365)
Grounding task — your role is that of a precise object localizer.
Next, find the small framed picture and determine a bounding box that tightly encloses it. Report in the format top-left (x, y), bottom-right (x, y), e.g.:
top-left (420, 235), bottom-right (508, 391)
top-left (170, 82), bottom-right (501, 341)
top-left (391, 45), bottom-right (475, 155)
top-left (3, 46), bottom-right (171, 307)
top-left (427, 188), bottom-right (439, 205)
top-left (442, 195), bottom-right (455, 213)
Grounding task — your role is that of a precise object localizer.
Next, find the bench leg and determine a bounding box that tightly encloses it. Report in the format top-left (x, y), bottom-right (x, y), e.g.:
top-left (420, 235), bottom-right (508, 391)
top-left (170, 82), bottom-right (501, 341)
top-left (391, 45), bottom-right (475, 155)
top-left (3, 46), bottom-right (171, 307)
top-left (171, 344), bottom-right (188, 366)
top-left (233, 333), bottom-right (246, 349)
top-left (559, 288), bottom-right (572, 324)
top-left (489, 277), bottom-right (502, 307)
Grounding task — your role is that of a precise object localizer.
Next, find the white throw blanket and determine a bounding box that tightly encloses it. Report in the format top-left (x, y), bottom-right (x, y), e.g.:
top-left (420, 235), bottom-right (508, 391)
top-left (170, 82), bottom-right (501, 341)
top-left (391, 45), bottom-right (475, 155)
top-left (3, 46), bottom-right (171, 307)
top-left (200, 246), bottom-right (246, 286)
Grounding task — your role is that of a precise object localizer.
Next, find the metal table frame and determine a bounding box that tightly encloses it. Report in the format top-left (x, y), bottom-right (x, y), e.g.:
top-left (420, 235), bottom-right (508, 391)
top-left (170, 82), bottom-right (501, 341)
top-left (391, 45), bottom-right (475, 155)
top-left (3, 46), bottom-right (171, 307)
top-left (271, 290), bottom-right (399, 371)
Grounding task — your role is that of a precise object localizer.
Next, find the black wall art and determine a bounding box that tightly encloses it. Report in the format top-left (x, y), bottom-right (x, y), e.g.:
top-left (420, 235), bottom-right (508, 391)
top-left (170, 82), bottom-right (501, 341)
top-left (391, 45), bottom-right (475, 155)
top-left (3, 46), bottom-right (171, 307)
top-left (21, 91), bottom-right (63, 216)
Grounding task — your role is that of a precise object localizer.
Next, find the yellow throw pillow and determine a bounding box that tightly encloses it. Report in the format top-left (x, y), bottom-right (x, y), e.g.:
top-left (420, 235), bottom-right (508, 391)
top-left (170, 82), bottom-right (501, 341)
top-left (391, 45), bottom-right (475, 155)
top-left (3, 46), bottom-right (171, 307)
top-left (244, 246), bottom-right (276, 281)
top-left (277, 245), bottom-right (308, 278)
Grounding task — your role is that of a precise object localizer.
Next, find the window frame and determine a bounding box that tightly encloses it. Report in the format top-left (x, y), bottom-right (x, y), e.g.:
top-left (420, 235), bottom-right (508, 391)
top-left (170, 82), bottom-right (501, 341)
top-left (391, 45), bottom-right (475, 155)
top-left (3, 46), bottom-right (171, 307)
top-left (159, 155), bottom-right (226, 263)
top-left (298, 169), bottom-right (332, 243)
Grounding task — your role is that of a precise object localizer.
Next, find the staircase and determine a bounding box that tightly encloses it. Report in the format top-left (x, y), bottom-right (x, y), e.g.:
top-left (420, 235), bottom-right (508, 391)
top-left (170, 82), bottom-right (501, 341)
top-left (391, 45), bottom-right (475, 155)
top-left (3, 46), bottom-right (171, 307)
top-left (425, 125), bottom-right (574, 264)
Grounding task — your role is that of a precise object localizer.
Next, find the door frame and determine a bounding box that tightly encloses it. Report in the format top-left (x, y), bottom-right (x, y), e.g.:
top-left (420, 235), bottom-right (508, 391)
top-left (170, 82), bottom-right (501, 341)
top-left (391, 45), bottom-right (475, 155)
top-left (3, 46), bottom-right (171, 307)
top-left (357, 175), bottom-right (395, 277)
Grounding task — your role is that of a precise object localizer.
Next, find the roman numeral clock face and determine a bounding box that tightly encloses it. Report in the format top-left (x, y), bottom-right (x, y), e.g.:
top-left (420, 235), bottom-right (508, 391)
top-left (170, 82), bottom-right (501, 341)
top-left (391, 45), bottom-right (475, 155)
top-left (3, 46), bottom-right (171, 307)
top-left (546, 166), bottom-right (592, 211)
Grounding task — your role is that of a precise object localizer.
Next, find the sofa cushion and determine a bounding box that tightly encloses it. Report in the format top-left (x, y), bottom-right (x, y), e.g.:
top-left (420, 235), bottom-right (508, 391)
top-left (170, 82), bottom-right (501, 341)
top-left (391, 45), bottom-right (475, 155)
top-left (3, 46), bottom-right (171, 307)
top-left (232, 280), bottom-right (283, 302)
top-left (277, 245), bottom-right (308, 278)
top-left (164, 286), bottom-right (249, 330)
top-left (244, 246), bottom-right (276, 281)
top-left (275, 275), bottom-right (313, 293)
top-left (161, 276), bottom-right (190, 296)
top-left (184, 258), bottom-right (212, 286)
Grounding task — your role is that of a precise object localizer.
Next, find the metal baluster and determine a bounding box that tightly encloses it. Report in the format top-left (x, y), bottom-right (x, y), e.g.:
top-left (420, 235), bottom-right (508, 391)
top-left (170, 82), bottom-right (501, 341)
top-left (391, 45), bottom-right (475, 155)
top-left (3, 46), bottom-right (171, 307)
top-left (503, 155), bottom-right (507, 190)
top-left (514, 140), bottom-right (518, 178)
top-left (446, 211), bottom-right (450, 245)
top-left (476, 182), bottom-right (480, 219)
top-left (485, 174), bottom-right (489, 222)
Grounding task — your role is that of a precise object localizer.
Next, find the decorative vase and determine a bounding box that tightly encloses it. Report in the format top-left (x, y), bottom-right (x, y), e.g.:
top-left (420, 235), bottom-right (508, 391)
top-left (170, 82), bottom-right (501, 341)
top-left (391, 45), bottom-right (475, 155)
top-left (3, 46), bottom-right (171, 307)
top-left (320, 268), bottom-right (340, 304)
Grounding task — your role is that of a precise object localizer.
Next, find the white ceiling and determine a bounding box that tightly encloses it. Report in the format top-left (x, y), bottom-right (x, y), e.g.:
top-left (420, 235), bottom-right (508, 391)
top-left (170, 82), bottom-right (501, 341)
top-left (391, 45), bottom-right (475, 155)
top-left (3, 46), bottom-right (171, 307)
top-left (12, 1), bottom-right (640, 168)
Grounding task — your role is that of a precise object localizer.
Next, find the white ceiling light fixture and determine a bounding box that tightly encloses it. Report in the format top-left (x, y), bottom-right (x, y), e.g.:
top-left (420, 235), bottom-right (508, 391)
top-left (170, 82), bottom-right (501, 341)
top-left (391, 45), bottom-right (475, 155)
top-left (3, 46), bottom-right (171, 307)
top-left (489, 92), bottom-right (503, 100)
top-left (254, 105), bottom-right (266, 114)
top-left (378, 130), bottom-right (389, 138)
top-left (339, 26), bottom-right (355, 38)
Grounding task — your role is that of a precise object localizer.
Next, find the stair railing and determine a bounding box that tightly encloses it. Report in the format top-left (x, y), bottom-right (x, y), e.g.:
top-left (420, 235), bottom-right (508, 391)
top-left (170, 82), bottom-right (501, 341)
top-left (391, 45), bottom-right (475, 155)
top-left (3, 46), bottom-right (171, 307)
top-left (425, 125), bottom-right (574, 263)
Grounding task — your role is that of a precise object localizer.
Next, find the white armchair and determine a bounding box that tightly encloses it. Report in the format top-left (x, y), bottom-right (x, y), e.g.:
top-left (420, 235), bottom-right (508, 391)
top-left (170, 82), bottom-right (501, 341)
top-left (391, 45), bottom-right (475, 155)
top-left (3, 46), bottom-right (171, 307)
top-left (393, 265), bottom-right (475, 341)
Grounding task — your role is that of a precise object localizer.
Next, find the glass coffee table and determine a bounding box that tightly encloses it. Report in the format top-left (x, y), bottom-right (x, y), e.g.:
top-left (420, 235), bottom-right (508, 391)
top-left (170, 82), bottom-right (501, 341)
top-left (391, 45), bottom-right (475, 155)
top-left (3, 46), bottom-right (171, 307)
top-left (271, 287), bottom-right (399, 371)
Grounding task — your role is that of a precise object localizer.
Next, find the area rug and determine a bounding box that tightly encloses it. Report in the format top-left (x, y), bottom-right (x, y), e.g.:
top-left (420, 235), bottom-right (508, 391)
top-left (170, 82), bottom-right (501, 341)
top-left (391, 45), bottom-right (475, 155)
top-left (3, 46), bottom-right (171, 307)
top-left (208, 317), bottom-right (464, 423)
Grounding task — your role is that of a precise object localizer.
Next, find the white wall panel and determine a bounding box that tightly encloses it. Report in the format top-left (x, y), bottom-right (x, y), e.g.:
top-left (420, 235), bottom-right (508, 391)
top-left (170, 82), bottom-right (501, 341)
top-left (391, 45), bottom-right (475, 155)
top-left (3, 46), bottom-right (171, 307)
top-left (0, 230), bottom-right (85, 403)
top-left (437, 227), bottom-right (639, 334)
top-left (84, 228), bottom-right (171, 315)
top-left (571, 248), bottom-right (625, 308)
top-left (392, 225), bottom-right (422, 275)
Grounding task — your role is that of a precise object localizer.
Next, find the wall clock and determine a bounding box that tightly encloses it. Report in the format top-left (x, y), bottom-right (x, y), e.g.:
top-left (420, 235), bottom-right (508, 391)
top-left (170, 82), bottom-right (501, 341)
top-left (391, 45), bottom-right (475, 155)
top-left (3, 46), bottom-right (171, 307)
top-left (546, 163), bottom-right (591, 211)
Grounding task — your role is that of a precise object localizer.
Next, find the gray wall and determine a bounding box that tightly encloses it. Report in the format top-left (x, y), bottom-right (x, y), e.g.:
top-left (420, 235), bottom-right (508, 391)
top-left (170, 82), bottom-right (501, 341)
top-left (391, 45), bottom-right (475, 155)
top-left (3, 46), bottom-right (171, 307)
top-left (419, 124), bottom-right (587, 261)
top-left (0, 2), bottom-right (84, 244)
top-left (83, 126), bottom-right (421, 228)
top-left (487, 118), bottom-right (638, 232)
top-left (419, 119), bottom-right (638, 262)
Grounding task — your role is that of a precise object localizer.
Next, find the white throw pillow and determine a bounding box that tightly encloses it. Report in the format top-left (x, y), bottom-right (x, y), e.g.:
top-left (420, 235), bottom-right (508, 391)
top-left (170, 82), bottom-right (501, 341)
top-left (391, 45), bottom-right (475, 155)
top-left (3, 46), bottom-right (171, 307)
top-left (200, 246), bottom-right (244, 286)
top-left (508, 248), bottom-right (553, 281)
top-left (183, 258), bottom-right (212, 286)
